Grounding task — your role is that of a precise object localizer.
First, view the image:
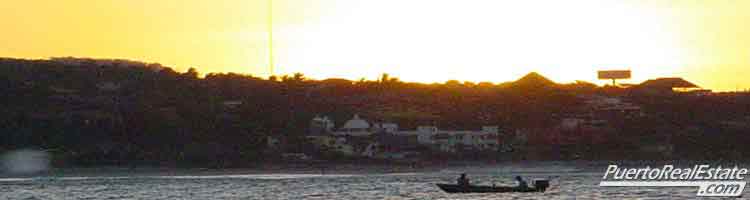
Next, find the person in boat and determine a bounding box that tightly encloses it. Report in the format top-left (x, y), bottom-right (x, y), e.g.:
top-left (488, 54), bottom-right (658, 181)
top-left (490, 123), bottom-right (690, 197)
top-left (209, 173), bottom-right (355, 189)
top-left (515, 176), bottom-right (528, 189)
top-left (457, 173), bottom-right (470, 186)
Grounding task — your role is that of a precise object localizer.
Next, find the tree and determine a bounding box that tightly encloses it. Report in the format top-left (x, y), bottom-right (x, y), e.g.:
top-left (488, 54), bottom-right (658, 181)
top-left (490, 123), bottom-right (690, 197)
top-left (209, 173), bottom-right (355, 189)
top-left (183, 68), bottom-right (199, 79)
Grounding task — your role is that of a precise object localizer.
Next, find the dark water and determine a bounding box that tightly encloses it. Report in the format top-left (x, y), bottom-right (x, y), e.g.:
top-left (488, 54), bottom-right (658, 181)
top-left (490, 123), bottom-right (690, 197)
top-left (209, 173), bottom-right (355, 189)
top-left (0, 163), bottom-right (743, 199)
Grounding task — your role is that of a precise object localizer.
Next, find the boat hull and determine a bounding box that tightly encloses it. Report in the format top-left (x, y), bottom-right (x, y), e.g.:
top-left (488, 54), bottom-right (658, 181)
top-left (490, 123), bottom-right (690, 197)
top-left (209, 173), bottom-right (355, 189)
top-left (436, 183), bottom-right (545, 193)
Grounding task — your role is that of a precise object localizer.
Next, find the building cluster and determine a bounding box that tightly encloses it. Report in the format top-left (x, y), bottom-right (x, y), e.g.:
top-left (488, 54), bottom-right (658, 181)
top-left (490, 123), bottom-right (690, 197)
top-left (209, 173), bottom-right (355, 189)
top-left (307, 114), bottom-right (503, 158)
top-left (530, 95), bottom-right (644, 146)
top-left (298, 76), bottom-right (708, 159)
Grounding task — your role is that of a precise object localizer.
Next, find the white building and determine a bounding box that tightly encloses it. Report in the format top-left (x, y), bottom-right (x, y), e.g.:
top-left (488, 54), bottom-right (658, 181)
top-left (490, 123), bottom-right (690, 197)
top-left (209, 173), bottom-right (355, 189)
top-left (372, 122), bottom-right (398, 133)
top-left (406, 126), bottom-right (501, 152)
top-left (582, 95), bottom-right (643, 118)
top-left (222, 100), bottom-right (243, 109)
top-left (311, 114), bottom-right (502, 154)
top-left (333, 114), bottom-right (373, 136)
top-left (310, 115), bottom-right (335, 134)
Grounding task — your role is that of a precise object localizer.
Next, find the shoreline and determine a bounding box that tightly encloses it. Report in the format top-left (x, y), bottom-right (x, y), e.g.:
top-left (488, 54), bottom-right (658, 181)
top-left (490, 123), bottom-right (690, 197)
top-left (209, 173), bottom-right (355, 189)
top-left (5, 160), bottom-right (750, 178)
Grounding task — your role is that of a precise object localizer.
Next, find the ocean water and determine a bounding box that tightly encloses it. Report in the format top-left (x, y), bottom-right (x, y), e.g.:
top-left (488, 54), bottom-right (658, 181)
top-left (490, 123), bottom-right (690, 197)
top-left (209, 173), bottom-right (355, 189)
top-left (0, 163), bottom-right (741, 200)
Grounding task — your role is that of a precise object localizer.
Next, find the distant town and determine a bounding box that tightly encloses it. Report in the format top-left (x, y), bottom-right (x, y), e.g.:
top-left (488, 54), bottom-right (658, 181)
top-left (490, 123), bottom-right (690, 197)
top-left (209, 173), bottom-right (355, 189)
top-left (290, 74), bottom-right (713, 162)
top-left (1, 57), bottom-right (749, 168)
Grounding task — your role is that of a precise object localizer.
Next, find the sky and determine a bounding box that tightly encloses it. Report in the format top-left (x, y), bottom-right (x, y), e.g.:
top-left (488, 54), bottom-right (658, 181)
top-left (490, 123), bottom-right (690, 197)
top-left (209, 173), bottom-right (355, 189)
top-left (1, 0), bottom-right (749, 91)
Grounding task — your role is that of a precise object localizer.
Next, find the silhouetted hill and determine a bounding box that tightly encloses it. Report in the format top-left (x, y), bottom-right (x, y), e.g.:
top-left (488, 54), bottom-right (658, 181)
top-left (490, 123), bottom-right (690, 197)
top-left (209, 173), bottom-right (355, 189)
top-left (1, 57), bottom-right (750, 166)
top-left (510, 72), bottom-right (558, 90)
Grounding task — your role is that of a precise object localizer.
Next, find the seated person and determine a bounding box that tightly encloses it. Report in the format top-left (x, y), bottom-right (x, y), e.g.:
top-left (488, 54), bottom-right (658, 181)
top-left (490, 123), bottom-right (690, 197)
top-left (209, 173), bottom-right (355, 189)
top-left (457, 173), bottom-right (470, 186)
top-left (515, 176), bottom-right (528, 189)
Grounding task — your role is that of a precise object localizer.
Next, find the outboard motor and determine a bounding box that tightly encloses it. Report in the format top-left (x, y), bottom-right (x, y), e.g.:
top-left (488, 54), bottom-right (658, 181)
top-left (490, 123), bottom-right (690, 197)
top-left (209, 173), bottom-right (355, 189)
top-left (533, 179), bottom-right (550, 192)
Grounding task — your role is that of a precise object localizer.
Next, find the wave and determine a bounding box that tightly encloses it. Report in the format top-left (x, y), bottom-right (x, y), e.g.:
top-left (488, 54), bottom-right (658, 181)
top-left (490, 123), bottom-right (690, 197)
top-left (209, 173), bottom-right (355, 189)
top-left (0, 173), bottom-right (361, 182)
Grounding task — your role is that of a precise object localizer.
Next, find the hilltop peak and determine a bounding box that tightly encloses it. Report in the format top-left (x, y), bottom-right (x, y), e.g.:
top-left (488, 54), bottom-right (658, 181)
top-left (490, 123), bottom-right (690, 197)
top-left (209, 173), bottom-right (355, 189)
top-left (513, 72), bottom-right (556, 88)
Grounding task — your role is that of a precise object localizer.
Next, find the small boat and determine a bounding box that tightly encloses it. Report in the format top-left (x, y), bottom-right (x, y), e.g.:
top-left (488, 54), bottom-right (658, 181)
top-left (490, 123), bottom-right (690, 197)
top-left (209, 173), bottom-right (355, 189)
top-left (436, 179), bottom-right (550, 193)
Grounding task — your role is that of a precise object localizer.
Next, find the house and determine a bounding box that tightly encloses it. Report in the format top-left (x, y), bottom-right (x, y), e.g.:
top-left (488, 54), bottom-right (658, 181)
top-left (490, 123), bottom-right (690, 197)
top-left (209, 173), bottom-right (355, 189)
top-left (633, 77), bottom-right (707, 95)
top-left (409, 126), bottom-right (501, 152)
top-left (332, 137), bottom-right (356, 155)
top-left (308, 114), bottom-right (504, 156)
top-left (371, 132), bottom-right (420, 157)
top-left (96, 81), bottom-right (121, 91)
top-left (306, 116), bottom-right (338, 154)
top-left (305, 134), bottom-right (357, 156)
top-left (332, 114), bottom-right (372, 136)
top-left (221, 100), bottom-right (243, 109)
top-left (390, 126), bottom-right (446, 143)
top-left (49, 86), bottom-right (78, 94)
top-left (372, 122), bottom-right (398, 133)
top-left (307, 115), bottom-right (365, 156)
top-left (309, 115), bottom-right (335, 136)
top-left (581, 95), bottom-right (643, 119)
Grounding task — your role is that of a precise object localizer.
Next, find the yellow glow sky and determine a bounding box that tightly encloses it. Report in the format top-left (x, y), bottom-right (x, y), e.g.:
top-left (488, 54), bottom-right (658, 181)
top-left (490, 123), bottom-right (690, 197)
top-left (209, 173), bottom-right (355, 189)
top-left (2, 0), bottom-right (749, 91)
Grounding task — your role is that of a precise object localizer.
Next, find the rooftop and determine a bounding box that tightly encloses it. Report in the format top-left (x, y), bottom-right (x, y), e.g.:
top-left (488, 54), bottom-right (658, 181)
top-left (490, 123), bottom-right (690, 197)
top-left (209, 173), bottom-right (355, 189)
top-left (639, 77), bottom-right (699, 89)
top-left (341, 114), bottom-right (370, 130)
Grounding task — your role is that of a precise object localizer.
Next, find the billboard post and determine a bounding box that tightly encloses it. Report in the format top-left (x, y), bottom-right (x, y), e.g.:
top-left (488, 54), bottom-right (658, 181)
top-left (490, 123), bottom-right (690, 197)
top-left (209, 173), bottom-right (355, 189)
top-left (598, 70), bottom-right (631, 86)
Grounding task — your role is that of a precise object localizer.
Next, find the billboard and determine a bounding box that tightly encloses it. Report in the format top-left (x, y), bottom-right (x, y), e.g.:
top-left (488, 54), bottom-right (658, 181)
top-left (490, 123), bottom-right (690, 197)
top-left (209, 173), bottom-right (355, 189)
top-left (598, 70), bottom-right (631, 79)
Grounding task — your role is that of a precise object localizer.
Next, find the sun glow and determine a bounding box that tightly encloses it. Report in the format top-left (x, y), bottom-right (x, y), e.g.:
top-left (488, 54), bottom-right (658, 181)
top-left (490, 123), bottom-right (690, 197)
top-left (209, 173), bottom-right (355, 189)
top-left (2, 0), bottom-right (750, 90)
top-left (275, 0), bottom-right (686, 84)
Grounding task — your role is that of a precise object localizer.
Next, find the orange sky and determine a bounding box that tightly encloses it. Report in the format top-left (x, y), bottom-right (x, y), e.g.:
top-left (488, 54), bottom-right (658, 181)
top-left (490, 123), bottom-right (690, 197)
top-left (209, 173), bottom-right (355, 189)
top-left (2, 0), bottom-right (749, 91)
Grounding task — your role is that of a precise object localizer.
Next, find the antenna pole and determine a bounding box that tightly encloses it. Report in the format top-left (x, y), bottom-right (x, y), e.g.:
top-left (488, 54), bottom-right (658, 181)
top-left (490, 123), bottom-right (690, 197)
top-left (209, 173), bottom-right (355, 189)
top-left (268, 0), bottom-right (274, 76)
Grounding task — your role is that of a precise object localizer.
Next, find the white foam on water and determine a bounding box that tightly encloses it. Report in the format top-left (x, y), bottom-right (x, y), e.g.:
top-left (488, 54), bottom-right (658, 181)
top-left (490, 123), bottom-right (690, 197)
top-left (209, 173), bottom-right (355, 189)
top-left (0, 178), bottom-right (33, 182)
top-left (0, 176), bottom-right (132, 182)
top-left (152, 174), bottom-right (360, 180)
top-left (0, 173), bottom-right (360, 182)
